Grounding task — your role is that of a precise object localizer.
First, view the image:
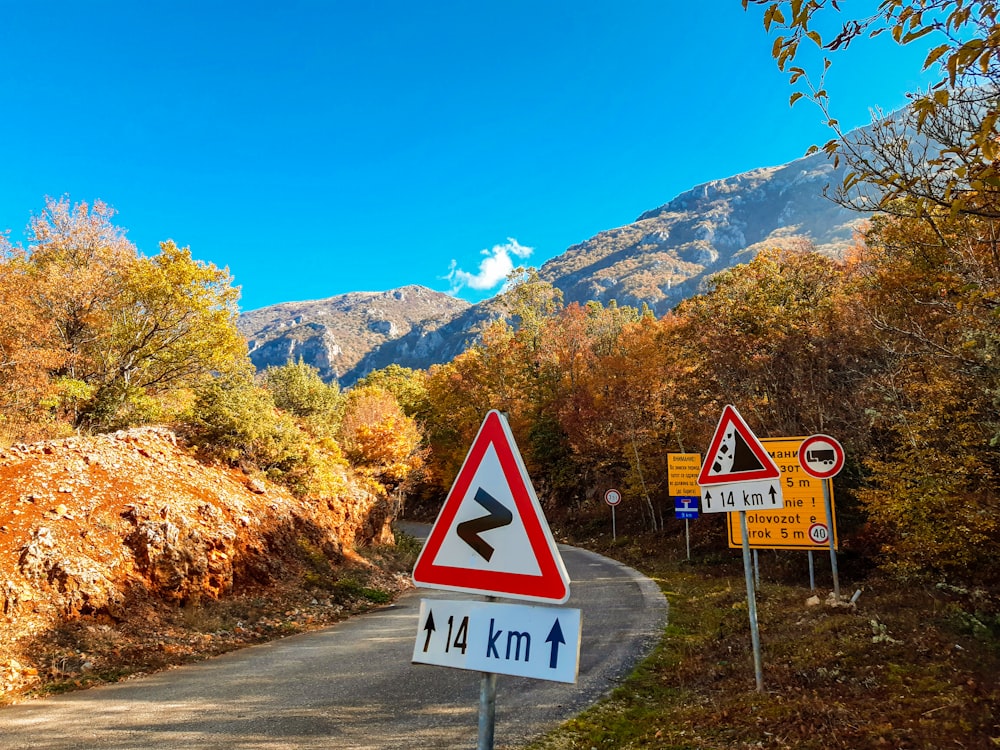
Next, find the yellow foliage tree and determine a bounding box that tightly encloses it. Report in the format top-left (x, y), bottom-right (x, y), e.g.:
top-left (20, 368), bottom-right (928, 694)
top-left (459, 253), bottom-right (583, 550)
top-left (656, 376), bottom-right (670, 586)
top-left (339, 385), bottom-right (423, 496)
top-left (16, 197), bottom-right (246, 430)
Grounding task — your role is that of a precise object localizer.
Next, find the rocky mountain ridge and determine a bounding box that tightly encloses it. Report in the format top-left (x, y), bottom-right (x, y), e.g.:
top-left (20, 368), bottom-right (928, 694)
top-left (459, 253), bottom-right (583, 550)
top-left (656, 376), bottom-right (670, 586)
top-left (539, 151), bottom-right (863, 316)
top-left (238, 285), bottom-right (469, 382)
top-left (241, 148), bottom-right (865, 384)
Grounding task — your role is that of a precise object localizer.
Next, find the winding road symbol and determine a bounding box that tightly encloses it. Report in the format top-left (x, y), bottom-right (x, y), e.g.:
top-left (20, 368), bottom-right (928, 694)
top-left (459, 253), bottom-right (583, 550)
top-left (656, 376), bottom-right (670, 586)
top-left (412, 409), bottom-right (570, 603)
top-left (456, 488), bottom-right (513, 562)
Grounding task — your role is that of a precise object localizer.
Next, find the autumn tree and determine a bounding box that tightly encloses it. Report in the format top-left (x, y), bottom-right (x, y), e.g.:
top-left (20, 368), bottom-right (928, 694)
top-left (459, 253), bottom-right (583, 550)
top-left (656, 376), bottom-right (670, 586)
top-left (745, 0), bottom-right (1000, 219)
top-left (539, 302), bottom-right (664, 521)
top-left (423, 331), bottom-right (518, 490)
top-left (672, 247), bottom-right (875, 441)
top-left (338, 384), bottom-right (423, 497)
top-left (22, 197), bottom-right (246, 430)
top-left (0, 240), bottom-right (65, 438)
top-left (848, 205), bottom-right (1000, 583)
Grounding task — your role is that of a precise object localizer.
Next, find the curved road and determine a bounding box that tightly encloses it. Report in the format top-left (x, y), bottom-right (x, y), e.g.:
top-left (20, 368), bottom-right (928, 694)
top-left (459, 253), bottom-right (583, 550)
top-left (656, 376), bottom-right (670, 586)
top-left (0, 532), bottom-right (666, 749)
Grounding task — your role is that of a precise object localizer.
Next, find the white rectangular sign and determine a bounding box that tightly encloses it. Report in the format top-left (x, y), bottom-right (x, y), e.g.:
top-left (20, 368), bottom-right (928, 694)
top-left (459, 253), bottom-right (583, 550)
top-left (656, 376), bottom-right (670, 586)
top-left (700, 479), bottom-right (783, 514)
top-left (412, 598), bottom-right (582, 684)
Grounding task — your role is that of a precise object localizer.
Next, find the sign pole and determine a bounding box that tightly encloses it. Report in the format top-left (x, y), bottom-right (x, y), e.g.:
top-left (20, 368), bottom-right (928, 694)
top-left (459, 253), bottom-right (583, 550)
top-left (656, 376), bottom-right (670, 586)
top-left (808, 550), bottom-right (816, 591)
top-left (604, 489), bottom-right (621, 542)
top-left (823, 479), bottom-right (840, 599)
top-left (697, 406), bottom-right (781, 692)
top-left (798, 435), bottom-right (845, 601)
top-left (477, 593), bottom-right (498, 750)
top-left (740, 511), bottom-right (765, 692)
top-left (685, 518), bottom-right (690, 561)
top-left (478, 670), bottom-right (497, 750)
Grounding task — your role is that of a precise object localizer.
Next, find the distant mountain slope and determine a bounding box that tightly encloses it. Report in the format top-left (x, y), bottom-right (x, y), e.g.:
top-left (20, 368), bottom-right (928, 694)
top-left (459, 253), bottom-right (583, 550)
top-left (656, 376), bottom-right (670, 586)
top-left (240, 148), bottom-right (866, 384)
top-left (540, 151), bottom-right (864, 315)
top-left (238, 285), bottom-right (469, 382)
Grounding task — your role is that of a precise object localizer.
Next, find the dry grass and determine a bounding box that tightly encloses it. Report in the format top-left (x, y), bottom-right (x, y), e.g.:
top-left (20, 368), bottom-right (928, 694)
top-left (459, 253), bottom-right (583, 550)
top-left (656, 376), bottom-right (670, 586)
top-left (531, 528), bottom-right (1000, 750)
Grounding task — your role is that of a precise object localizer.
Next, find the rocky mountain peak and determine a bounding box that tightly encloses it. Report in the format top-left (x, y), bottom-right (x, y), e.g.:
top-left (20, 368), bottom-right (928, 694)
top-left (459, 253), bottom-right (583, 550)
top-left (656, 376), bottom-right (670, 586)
top-left (238, 147), bottom-right (868, 383)
top-left (238, 285), bottom-right (470, 383)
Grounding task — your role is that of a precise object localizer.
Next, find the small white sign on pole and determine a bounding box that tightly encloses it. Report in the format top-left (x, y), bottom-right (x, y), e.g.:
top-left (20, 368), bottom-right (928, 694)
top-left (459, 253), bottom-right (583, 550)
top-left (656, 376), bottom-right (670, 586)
top-left (412, 598), bottom-right (582, 684)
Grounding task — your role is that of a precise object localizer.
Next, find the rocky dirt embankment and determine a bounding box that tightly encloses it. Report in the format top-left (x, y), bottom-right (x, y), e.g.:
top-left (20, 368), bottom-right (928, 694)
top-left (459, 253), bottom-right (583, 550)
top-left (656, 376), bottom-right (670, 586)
top-left (0, 427), bottom-right (409, 701)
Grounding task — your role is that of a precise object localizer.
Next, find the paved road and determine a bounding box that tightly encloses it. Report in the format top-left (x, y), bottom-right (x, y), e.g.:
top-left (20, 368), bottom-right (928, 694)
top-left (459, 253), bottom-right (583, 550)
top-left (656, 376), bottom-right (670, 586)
top-left (0, 533), bottom-right (666, 749)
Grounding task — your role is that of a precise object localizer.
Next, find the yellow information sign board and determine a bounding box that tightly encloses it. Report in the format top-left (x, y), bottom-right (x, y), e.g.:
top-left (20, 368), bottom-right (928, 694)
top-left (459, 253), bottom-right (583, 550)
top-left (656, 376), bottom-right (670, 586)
top-left (726, 437), bottom-right (838, 551)
top-left (667, 453), bottom-right (701, 497)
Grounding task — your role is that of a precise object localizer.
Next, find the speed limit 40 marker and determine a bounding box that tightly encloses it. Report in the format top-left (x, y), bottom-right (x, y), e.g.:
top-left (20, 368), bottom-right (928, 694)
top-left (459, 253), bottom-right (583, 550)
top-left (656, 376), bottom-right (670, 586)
top-left (798, 434), bottom-right (845, 599)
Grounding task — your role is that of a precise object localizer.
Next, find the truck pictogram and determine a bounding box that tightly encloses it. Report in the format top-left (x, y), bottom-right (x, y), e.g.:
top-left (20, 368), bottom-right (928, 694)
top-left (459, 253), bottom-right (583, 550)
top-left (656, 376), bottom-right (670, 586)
top-left (805, 448), bottom-right (836, 466)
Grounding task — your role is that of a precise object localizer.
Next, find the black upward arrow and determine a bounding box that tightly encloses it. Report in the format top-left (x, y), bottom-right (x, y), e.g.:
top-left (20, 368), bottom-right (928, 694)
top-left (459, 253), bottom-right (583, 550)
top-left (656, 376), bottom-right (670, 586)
top-left (422, 610), bottom-right (436, 652)
top-left (456, 488), bottom-right (513, 562)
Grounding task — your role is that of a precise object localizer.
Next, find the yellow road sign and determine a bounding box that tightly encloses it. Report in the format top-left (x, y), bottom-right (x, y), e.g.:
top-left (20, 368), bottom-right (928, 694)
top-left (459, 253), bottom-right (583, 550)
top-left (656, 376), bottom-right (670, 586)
top-left (726, 437), bottom-right (838, 551)
top-left (667, 453), bottom-right (701, 497)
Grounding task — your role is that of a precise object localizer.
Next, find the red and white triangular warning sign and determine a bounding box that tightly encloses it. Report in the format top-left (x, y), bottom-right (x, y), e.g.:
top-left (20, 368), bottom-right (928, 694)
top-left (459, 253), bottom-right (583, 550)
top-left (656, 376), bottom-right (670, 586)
top-left (697, 405), bottom-right (781, 486)
top-left (412, 410), bottom-right (570, 603)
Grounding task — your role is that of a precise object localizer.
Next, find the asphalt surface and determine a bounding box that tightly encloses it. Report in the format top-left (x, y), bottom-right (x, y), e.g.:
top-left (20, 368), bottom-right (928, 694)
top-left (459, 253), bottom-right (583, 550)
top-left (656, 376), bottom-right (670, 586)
top-left (0, 527), bottom-right (667, 749)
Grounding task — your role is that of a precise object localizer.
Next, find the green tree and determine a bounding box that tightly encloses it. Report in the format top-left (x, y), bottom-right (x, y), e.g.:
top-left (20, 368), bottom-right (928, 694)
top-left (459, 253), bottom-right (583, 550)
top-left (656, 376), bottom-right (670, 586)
top-left (184, 371), bottom-right (349, 497)
top-left (262, 359), bottom-right (342, 425)
top-left (354, 364), bottom-right (429, 419)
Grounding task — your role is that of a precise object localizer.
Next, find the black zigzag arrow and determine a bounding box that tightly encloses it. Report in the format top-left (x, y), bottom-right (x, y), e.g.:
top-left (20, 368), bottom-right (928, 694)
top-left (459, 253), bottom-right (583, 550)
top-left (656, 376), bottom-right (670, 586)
top-left (456, 488), bottom-right (513, 562)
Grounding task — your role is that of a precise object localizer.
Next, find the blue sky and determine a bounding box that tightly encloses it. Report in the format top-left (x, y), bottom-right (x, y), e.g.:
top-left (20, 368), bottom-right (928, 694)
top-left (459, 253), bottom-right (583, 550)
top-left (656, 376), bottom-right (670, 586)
top-left (0, 1), bottom-right (936, 312)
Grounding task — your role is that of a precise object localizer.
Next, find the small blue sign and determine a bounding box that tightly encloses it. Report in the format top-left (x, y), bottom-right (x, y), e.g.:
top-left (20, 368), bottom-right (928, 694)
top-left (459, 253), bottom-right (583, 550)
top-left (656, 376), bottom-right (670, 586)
top-left (674, 496), bottom-right (699, 520)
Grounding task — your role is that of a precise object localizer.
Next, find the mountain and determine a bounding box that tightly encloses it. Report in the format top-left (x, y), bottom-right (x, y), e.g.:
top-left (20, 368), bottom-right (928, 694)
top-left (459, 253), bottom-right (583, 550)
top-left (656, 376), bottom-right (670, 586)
top-left (241, 147), bottom-right (865, 384)
top-left (238, 285), bottom-right (470, 382)
top-left (539, 150), bottom-right (863, 316)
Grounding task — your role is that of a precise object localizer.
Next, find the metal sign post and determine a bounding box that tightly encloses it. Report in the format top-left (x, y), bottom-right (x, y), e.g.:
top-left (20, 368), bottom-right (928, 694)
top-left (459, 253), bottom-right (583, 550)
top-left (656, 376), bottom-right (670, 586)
top-left (478, 671), bottom-right (497, 749)
top-left (698, 406), bottom-right (782, 693)
top-left (673, 496), bottom-right (698, 561)
top-left (605, 489), bottom-right (621, 541)
top-left (478, 595), bottom-right (497, 750)
top-left (798, 435), bottom-right (846, 600)
top-left (821, 478), bottom-right (840, 599)
top-left (739, 511), bottom-right (765, 692)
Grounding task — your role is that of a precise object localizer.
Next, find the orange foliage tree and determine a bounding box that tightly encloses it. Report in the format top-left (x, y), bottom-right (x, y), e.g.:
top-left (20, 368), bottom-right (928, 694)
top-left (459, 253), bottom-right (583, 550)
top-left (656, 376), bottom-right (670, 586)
top-left (849, 206), bottom-right (1000, 584)
top-left (672, 248), bottom-right (876, 442)
top-left (339, 385), bottom-right (424, 497)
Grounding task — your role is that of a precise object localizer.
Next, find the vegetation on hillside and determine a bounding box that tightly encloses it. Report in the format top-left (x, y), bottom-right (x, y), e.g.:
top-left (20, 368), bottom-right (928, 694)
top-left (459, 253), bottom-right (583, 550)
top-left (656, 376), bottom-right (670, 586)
top-left (416, 223), bottom-right (999, 594)
top-left (0, 197), bottom-right (423, 502)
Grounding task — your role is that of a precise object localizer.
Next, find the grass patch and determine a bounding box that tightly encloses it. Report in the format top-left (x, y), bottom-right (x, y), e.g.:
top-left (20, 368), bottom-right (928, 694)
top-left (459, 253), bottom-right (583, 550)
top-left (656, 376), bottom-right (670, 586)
top-left (528, 531), bottom-right (1000, 750)
top-left (333, 576), bottom-right (392, 604)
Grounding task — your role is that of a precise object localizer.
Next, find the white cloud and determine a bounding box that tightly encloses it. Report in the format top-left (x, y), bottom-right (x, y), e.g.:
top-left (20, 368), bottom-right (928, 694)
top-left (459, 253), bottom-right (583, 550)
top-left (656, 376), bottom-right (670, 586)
top-left (447, 239), bottom-right (533, 294)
